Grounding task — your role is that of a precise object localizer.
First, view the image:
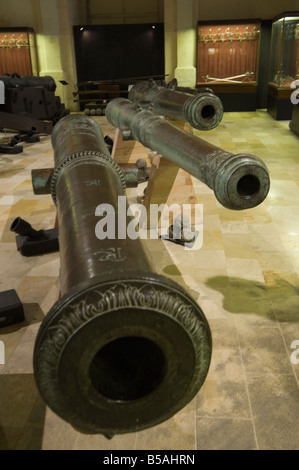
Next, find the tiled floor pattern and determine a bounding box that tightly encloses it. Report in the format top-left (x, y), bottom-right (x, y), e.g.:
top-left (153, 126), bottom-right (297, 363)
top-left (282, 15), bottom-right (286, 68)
top-left (0, 110), bottom-right (298, 450)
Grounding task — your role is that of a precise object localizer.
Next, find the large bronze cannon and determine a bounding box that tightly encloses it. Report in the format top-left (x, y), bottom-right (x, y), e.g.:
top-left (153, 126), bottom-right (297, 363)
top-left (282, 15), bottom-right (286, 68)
top-left (128, 79), bottom-right (224, 130)
top-left (106, 98), bottom-right (270, 211)
top-left (33, 114), bottom-right (212, 437)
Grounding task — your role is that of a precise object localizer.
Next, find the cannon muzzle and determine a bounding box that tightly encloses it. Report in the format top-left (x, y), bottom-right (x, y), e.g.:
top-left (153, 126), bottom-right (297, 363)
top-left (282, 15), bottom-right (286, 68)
top-left (33, 114), bottom-right (212, 437)
top-left (10, 216), bottom-right (45, 239)
top-left (128, 79), bottom-right (224, 131)
top-left (106, 98), bottom-right (270, 211)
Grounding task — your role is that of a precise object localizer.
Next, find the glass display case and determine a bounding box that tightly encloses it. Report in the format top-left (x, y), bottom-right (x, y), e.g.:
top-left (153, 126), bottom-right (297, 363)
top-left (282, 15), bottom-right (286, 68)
top-left (197, 21), bottom-right (261, 85)
top-left (269, 13), bottom-right (299, 88)
top-left (267, 12), bottom-right (299, 120)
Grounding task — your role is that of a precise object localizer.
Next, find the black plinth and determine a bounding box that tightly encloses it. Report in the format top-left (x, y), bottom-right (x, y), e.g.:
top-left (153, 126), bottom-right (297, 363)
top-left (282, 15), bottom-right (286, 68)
top-left (290, 104), bottom-right (299, 136)
top-left (267, 94), bottom-right (293, 120)
top-left (15, 227), bottom-right (59, 256)
top-left (0, 289), bottom-right (25, 327)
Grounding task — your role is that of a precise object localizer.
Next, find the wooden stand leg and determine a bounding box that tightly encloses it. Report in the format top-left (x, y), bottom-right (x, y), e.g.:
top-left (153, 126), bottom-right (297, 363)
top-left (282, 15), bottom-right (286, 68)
top-left (111, 128), bottom-right (152, 166)
top-left (110, 122), bottom-right (197, 231)
top-left (143, 153), bottom-right (181, 229)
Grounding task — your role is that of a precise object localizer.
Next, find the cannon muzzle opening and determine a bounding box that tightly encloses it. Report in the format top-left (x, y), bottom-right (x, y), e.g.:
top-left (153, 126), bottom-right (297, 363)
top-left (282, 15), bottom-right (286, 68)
top-left (89, 335), bottom-right (166, 401)
top-left (201, 104), bottom-right (216, 120)
top-left (213, 153), bottom-right (269, 210)
top-left (237, 174), bottom-right (261, 199)
top-left (183, 91), bottom-right (223, 130)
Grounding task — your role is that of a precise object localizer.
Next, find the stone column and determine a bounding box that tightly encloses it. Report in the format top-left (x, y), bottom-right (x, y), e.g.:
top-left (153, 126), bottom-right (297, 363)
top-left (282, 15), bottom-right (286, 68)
top-left (33, 0), bottom-right (79, 111)
top-left (174, 0), bottom-right (197, 87)
top-left (56, 0), bottom-right (80, 111)
top-left (164, 0), bottom-right (177, 82)
top-left (35, 0), bottom-right (64, 99)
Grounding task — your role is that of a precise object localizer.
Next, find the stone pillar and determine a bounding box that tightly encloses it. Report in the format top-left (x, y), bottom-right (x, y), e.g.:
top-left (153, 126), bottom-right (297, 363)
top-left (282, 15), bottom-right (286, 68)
top-left (56, 0), bottom-right (80, 111)
top-left (164, 0), bottom-right (177, 82)
top-left (35, 0), bottom-right (64, 99)
top-left (174, 0), bottom-right (197, 87)
top-left (33, 0), bottom-right (79, 111)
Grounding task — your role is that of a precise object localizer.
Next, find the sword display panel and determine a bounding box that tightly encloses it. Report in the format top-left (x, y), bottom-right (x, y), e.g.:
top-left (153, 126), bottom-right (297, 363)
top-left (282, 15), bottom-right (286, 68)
top-left (0, 28), bottom-right (37, 76)
top-left (197, 22), bottom-right (261, 86)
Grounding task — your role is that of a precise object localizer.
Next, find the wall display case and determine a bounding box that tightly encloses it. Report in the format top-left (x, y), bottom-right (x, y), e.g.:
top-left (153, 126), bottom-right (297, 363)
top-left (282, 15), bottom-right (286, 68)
top-left (0, 28), bottom-right (37, 76)
top-left (197, 23), bottom-right (260, 85)
top-left (267, 12), bottom-right (299, 120)
top-left (196, 20), bottom-right (261, 111)
top-left (269, 14), bottom-right (299, 87)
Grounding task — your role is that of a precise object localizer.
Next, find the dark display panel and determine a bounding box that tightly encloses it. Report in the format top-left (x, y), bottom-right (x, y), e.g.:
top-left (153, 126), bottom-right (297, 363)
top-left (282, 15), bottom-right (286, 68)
top-left (73, 23), bottom-right (165, 83)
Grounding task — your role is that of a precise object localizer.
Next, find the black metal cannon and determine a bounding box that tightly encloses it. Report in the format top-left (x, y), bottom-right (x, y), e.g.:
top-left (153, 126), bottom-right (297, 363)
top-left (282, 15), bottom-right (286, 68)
top-left (0, 73), bottom-right (67, 123)
top-left (0, 73), bottom-right (56, 91)
top-left (105, 97), bottom-right (270, 211)
top-left (10, 216), bottom-right (59, 256)
top-left (128, 79), bottom-right (224, 131)
top-left (0, 73), bottom-right (69, 153)
top-left (33, 114), bottom-right (212, 437)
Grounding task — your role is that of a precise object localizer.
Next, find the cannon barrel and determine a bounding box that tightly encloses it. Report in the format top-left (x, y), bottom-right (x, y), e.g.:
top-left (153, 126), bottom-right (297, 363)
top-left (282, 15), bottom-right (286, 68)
top-left (128, 79), bottom-right (224, 130)
top-left (33, 114), bottom-right (212, 437)
top-left (0, 73), bottom-right (56, 91)
top-left (106, 98), bottom-right (270, 211)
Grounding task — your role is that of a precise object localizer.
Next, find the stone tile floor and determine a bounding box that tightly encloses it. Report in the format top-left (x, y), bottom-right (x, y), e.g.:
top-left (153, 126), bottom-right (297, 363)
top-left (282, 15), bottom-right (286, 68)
top-left (0, 110), bottom-right (298, 450)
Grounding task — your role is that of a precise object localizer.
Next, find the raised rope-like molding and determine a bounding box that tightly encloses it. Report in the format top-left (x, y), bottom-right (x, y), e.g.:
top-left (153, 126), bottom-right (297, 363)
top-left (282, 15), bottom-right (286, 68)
top-left (50, 150), bottom-right (126, 203)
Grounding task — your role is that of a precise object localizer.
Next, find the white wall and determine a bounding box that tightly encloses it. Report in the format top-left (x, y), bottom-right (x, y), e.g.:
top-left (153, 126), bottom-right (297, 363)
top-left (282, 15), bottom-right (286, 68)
top-left (0, 0), bottom-right (35, 28)
top-left (197, 0), bottom-right (299, 21)
top-left (87, 0), bottom-right (163, 24)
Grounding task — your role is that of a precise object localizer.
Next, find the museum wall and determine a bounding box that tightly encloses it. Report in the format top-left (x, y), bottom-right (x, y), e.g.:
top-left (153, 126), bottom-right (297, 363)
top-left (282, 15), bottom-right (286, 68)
top-left (0, 0), bottom-right (80, 111)
top-left (86, 0), bottom-right (164, 24)
top-left (0, 0), bottom-right (164, 110)
top-left (197, 0), bottom-right (299, 21)
top-left (0, 0), bottom-right (299, 110)
top-left (167, 0), bottom-right (299, 86)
